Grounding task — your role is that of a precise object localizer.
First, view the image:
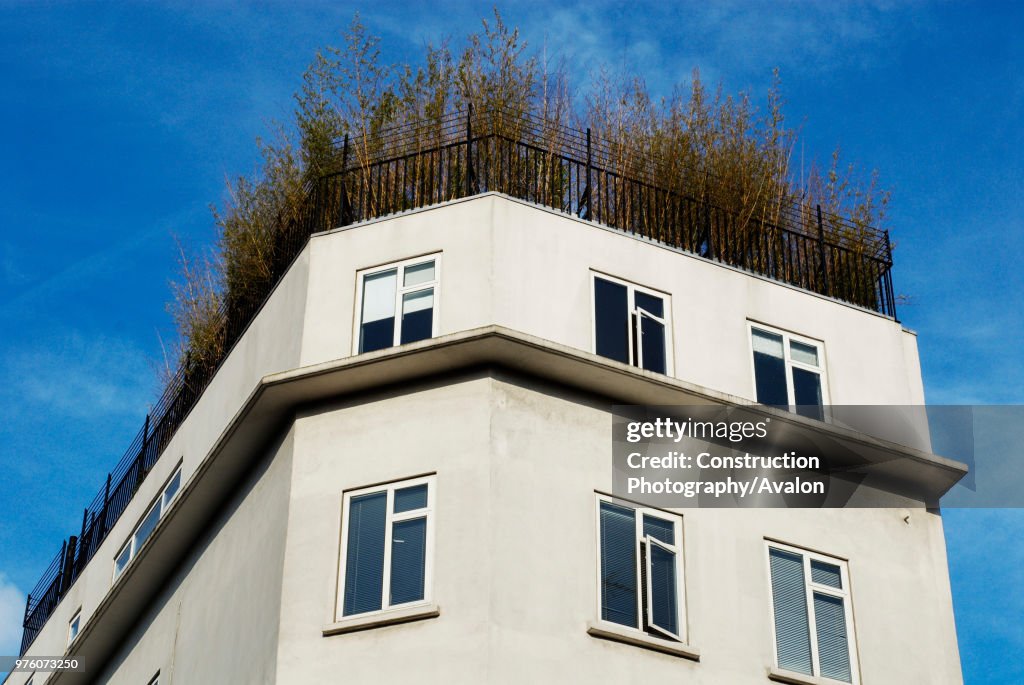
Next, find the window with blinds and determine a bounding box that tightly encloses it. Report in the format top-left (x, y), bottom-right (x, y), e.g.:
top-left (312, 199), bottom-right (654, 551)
top-left (597, 495), bottom-right (686, 643)
top-left (337, 476), bottom-right (435, 619)
top-left (768, 542), bottom-right (858, 683)
top-left (592, 273), bottom-right (671, 375)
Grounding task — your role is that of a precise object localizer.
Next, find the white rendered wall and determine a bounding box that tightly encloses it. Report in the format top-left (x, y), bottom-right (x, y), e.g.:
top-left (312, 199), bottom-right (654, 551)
top-left (12, 194), bottom-right (943, 683)
top-left (38, 374), bottom-right (959, 684)
top-left (300, 194), bottom-right (924, 406)
top-left (94, 427), bottom-right (295, 685)
top-left (272, 374), bottom-right (961, 684)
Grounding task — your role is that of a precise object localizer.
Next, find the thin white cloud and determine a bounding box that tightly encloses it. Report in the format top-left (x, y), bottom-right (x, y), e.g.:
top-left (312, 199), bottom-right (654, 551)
top-left (0, 573), bottom-right (24, 657)
top-left (0, 243), bottom-right (31, 289)
top-left (0, 331), bottom-right (156, 422)
top-left (0, 217), bottom-right (172, 321)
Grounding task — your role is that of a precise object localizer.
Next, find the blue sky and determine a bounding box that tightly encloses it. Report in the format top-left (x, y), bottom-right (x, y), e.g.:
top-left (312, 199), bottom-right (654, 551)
top-left (0, 1), bottom-right (1021, 681)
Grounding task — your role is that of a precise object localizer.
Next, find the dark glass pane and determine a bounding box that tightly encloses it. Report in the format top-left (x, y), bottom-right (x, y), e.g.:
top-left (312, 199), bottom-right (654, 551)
top-left (390, 517), bottom-right (427, 605)
top-left (343, 492), bottom-right (387, 615)
top-left (634, 291), bottom-right (664, 318)
top-left (594, 278), bottom-right (629, 364)
top-left (793, 368), bottom-right (823, 420)
top-left (600, 501), bottom-right (638, 627)
top-left (360, 317), bottom-right (395, 353)
top-left (400, 289), bottom-right (434, 344)
top-left (360, 269), bottom-right (397, 352)
top-left (754, 352), bottom-right (788, 406)
top-left (769, 548), bottom-right (812, 674)
top-left (649, 541), bottom-right (678, 637)
top-left (134, 502), bottom-right (161, 550)
top-left (642, 515), bottom-right (675, 545)
top-left (394, 484), bottom-right (428, 513)
top-left (814, 592), bottom-right (852, 682)
top-left (639, 316), bottom-right (666, 374)
top-left (115, 544), bottom-right (131, 576)
top-left (810, 560), bottom-right (842, 589)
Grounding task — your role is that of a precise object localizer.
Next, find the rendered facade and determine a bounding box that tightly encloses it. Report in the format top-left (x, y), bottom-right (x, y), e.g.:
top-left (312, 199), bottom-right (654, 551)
top-left (8, 193), bottom-right (965, 685)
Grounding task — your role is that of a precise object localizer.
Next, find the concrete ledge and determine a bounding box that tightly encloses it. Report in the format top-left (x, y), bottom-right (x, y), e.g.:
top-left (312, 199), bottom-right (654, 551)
top-left (587, 621), bottom-right (700, 660)
top-left (768, 666), bottom-right (846, 685)
top-left (323, 603), bottom-right (440, 636)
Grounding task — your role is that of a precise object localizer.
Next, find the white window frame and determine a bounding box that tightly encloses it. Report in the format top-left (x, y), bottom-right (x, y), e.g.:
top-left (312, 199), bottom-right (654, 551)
top-left (590, 272), bottom-right (674, 375)
top-left (335, 474), bottom-right (436, 622)
top-left (765, 540), bottom-right (860, 684)
top-left (593, 493), bottom-right (687, 643)
top-left (67, 608), bottom-right (81, 645)
top-left (112, 465), bottom-right (183, 583)
top-left (353, 254), bottom-right (442, 355)
top-left (747, 321), bottom-right (829, 410)
top-left (147, 672), bottom-right (160, 685)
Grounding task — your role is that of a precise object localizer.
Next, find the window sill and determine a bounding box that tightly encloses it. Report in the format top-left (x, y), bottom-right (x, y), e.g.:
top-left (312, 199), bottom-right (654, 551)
top-left (586, 621), bottom-right (700, 661)
top-left (323, 603), bottom-right (440, 636)
top-left (768, 667), bottom-right (852, 685)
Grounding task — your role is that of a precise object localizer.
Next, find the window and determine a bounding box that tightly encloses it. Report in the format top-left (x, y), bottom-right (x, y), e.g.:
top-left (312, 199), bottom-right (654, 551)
top-left (337, 475), bottom-right (435, 619)
top-left (750, 324), bottom-right (827, 420)
top-left (147, 672), bottom-right (160, 685)
top-left (357, 256), bottom-right (440, 354)
top-left (113, 467), bottom-right (182, 581)
top-left (767, 543), bottom-right (859, 684)
top-left (593, 274), bottom-right (670, 374)
top-left (68, 609), bottom-right (81, 644)
top-left (595, 494), bottom-right (685, 642)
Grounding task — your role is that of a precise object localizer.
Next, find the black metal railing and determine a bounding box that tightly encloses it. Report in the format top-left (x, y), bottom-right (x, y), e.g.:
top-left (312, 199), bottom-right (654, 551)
top-left (20, 106), bottom-right (896, 654)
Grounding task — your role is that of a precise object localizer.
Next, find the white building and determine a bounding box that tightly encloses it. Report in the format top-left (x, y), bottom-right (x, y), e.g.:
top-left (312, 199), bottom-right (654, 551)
top-left (8, 184), bottom-right (965, 684)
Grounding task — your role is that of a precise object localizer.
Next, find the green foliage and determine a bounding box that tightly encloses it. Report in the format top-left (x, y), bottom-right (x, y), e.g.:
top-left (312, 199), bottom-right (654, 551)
top-left (166, 9), bottom-right (891, 375)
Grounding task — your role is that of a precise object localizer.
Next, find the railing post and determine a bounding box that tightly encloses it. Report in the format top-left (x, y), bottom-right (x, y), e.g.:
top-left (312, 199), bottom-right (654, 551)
top-left (582, 127), bottom-right (592, 220)
top-left (142, 413), bottom-right (150, 469)
top-left (340, 134), bottom-right (351, 226)
top-left (465, 103), bottom-right (474, 197)
top-left (20, 592), bottom-right (33, 655)
top-left (100, 473), bottom-right (111, 538)
top-left (55, 540), bottom-right (67, 597)
top-left (884, 228), bottom-right (896, 319)
top-left (61, 536), bottom-right (78, 591)
top-left (704, 201), bottom-right (715, 260)
top-left (816, 204), bottom-right (830, 296)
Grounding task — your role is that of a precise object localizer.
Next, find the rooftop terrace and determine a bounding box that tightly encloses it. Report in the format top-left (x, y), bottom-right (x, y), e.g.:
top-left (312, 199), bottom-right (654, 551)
top-left (19, 107), bottom-right (896, 654)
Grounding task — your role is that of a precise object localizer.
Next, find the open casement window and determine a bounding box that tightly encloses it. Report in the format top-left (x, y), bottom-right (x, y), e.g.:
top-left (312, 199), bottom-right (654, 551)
top-left (113, 466), bottom-right (182, 582)
top-left (768, 543), bottom-right (859, 684)
top-left (357, 256), bottom-right (440, 354)
top-left (750, 323), bottom-right (828, 420)
top-left (596, 495), bottom-right (685, 642)
top-left (337, 475), bottom-right (435, 619)
top-left (593, 274), bottom-right (671, 375)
